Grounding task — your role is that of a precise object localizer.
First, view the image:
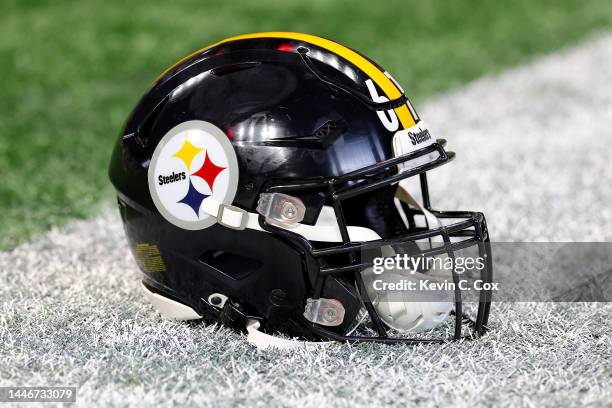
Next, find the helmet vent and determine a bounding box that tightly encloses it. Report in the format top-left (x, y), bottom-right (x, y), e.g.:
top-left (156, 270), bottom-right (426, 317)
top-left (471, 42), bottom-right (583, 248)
top-left (312, 120), bottom-right (337, 139)
top-left (199, 250), bottom-right (262, 280)
top-left (211, 62), bottom-right (259, 77)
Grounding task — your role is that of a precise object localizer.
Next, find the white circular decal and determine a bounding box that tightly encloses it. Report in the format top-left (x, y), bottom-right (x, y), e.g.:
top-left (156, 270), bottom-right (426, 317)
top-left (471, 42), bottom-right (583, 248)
top-left (148, 120), bottom-right (238, 230)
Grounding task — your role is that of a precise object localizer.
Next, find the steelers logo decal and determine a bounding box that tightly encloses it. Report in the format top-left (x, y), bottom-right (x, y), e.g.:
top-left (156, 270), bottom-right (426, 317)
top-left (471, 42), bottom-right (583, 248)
top-left (148, 120), bottom-right (238, 230)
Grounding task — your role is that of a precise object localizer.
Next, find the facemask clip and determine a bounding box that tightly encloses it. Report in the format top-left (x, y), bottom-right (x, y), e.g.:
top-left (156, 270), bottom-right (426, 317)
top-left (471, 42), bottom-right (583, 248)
top-left (257, 193), bottom-right (306, 227)
top-left (303, 298), bottom-right (345, 326)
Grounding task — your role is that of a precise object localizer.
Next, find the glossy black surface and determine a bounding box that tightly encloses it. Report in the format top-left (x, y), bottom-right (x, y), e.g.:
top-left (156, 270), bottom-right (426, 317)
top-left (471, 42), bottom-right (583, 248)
top-left (109, 35), bottom-right (492, 342)
top-left (110, 41), bottom-right (402, 214)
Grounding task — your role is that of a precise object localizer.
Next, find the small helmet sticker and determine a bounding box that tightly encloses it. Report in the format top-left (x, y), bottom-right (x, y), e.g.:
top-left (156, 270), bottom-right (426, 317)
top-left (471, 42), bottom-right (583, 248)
top-left (148, 120), bottom-right (238, 230)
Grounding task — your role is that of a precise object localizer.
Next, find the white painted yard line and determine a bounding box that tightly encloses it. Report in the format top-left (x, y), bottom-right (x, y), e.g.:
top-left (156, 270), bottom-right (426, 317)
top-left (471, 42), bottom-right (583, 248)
top-left (421, 33), bottom-right (612, 241)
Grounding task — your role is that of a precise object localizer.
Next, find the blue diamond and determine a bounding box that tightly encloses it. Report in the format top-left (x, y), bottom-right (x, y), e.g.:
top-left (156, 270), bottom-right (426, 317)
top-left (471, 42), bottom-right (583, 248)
top-left (177, 179), bottom-right (209, 217)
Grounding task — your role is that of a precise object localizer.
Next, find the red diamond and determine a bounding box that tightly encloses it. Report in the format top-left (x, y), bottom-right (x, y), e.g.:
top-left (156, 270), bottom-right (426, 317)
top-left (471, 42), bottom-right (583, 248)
top-left (191, 151), bottom-right (226, 191)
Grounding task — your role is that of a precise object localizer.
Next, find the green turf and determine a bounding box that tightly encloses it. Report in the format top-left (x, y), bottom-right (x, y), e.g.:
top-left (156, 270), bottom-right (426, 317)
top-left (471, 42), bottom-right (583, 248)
top-left (1, 0), bottom-right (611, 249)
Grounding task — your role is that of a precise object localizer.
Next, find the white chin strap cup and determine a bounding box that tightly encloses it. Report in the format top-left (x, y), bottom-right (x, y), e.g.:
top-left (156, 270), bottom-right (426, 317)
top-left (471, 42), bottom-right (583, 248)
top-left (246, 320), bottom-right (331, 350)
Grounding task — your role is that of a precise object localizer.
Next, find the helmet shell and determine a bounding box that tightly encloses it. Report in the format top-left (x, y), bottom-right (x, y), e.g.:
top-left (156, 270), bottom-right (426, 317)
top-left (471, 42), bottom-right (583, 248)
top-left (109, 33), bottom-right (420, 337)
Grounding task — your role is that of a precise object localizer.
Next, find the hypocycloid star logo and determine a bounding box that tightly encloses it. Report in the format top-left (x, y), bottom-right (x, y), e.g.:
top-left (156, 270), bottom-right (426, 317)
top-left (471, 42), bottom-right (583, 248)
top-left (170, 138), bottom-right (226, 215)
top-left (148, 121), bottom-right (239, 230)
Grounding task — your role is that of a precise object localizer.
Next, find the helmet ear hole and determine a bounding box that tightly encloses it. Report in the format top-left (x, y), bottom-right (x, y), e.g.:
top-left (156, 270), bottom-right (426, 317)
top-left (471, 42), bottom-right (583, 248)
top-left (199, 250), bottom-right (263, 280)
top-left (342, 185), bottom-right (410, 239)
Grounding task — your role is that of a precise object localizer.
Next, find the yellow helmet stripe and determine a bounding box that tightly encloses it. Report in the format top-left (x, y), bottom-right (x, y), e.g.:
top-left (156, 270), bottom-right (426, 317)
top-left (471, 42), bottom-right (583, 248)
top-left (156, 32), bottom-right (415, 128)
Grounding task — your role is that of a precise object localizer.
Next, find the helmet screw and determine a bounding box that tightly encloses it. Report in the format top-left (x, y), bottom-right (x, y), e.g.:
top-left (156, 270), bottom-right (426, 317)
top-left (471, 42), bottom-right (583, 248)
top-left (207, 293), bottom-right (228, 308)
top-left (281, 202), bottom-right (297, 220)
top-left (269, 289), bottom-right (287, 306)
top-left (323, 308), bottom-right (339, 322)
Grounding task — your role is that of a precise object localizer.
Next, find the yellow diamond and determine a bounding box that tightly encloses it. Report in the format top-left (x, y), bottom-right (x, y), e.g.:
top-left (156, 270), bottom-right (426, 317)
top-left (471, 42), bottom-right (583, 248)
top-left (172, 138), bottom-right (203, 171)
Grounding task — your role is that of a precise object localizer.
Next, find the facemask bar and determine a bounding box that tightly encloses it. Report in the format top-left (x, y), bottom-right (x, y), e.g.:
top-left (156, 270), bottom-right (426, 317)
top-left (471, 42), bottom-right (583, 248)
top-left (259, 139), bottom-right (493, 343)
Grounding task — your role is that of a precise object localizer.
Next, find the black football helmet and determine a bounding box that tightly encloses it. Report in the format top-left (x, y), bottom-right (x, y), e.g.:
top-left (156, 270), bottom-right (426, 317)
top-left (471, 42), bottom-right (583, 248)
top-left (109, 32), bottom-right (492, 348)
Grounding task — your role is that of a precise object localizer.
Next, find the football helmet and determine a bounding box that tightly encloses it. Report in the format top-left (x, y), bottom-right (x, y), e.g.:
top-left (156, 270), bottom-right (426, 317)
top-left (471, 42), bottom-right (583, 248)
top-left (109, 32), bottom-right (492, 348)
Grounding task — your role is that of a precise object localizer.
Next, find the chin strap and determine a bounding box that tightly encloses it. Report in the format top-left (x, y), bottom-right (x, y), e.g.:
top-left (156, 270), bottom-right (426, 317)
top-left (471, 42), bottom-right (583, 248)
top-left (245, 319), bottom-right (332, 350)
top-left (396, 180), bottom-right (443, 231)
top-left (199, 196), bottom-right (381, 243)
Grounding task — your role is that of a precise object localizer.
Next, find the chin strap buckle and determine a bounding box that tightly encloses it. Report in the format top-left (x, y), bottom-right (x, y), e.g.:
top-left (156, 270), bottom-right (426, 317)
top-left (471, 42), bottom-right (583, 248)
top-left (219, 299), bottom-right (256, 332)
top-left (217, 204), bottom-right (248, 230)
